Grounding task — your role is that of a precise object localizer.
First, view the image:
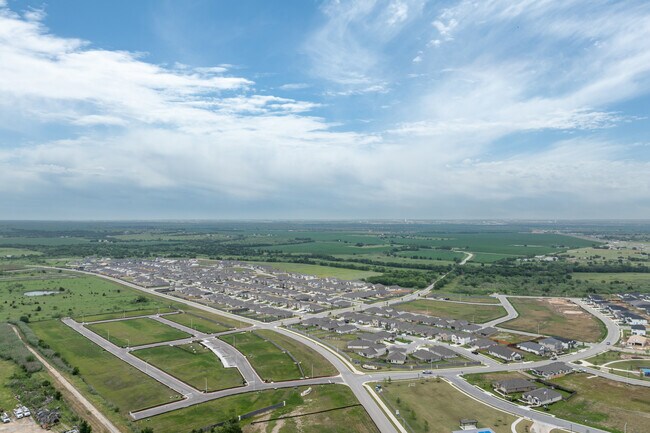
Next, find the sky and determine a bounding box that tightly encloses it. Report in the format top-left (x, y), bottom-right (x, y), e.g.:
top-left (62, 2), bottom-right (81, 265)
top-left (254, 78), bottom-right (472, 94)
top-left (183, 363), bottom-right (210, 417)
top-left (1, 0), bottom-right (649, 220)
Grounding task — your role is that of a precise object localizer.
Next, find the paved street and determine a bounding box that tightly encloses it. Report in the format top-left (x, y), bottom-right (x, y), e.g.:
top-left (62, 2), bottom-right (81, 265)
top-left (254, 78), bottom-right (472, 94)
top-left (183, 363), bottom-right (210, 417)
top-left (51, 267), bottom-right (648, 433)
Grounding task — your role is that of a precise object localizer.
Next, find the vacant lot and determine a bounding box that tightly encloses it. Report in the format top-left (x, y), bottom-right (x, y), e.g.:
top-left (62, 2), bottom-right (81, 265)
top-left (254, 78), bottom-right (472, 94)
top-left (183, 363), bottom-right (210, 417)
top-left (255, 330), bottom-right (337, 378)
top-left (428, 292), bottom-right (500, 304)
top-left (249, 261), bottom-right (381, 280)
top-left (220, 332), bottom-right (302, 382)
top-left (0, 247), bottom-right (41, 257)
top-left (394, 299), bottom-right (507, 323)
top-left (379, 379), bottom-right (517, 433)
top-left (501, 297), bottom-right (605, 342)
top-left (30, 320), bottom-right (181, 414)
top-left (548, 373), bottom-right (650, 433)
top-left (585, 351), bottom-right (650, 366)
top-left (138, 384), bottom-right (378, 433)
top-left (87, 318), bottom-right (190, 347)
top-left (133, 343), bottom-right (244, 391)
top-left (164, 311), bottom-right (231, 334)
top-left (0, 359), bottom-right (18, 410)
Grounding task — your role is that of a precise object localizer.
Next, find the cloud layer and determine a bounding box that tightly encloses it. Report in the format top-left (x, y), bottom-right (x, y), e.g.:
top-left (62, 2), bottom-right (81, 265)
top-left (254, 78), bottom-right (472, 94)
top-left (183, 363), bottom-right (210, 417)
top-left (0, 1), bottom-right (649, 219)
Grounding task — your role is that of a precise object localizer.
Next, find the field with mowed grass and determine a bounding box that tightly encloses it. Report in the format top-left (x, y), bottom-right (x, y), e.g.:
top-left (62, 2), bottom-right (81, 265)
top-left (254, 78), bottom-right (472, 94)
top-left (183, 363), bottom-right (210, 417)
top-left (137, 384), bottom-right (378, 433)
top-left (548, 373), bottom-right (650, 433)
top-left (133, 343), bottom-right (244, 391)
top-left (30, 320), bottom-right (182, 415)
top-left (393, 299), bottom-right (507, 323)
top-left (501, 297), bottom-right (606, 342)
top-left (248, 261), bottom-right (381, 280)
top-left (379, 379), bottom-right (517, 433)
top-left (220, 332), bottom-right (302, 381)
top-left (87, 317), bottom-right (190, 347)
top-left (163, 311), bottom-right (232, 334)
top-left (255, 330), bottom-right (338, 378)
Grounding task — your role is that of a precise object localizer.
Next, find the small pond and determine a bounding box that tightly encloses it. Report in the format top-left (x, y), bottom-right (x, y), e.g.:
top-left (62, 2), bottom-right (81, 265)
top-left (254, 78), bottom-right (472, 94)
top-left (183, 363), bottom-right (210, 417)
top-left (24, 291), bottom-right (60, 297)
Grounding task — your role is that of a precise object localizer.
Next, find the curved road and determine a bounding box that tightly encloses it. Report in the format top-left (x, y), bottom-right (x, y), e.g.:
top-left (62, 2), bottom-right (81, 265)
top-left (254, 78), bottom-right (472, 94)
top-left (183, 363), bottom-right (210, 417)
top-left (40, 266), bottom-right (647, 433)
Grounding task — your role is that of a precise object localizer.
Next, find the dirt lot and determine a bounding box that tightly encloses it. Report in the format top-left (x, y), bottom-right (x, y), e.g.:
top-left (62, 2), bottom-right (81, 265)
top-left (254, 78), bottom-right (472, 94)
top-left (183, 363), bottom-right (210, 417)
top-left (0, 418), bottom-right (46, 433)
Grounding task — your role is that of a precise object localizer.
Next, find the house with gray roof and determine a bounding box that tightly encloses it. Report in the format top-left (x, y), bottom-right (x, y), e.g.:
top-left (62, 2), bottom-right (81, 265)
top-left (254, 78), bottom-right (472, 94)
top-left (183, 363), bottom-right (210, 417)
top-left (493, 378), bottom-right (537, 394)
top-left (522, 387), bottom-right (562, 406)
top-left (488, 345), bottom-right (523, 362)
top-left (517, 342), bottom-right (546, 356)
top-left (530, 362), bottom-right (573, 379)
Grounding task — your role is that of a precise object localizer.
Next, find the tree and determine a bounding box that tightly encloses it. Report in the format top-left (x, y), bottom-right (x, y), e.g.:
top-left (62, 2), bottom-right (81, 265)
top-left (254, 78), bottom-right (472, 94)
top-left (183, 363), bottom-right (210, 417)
top-left (140, 428), bottom-right (154, 433)
top-left (79, 420), bottom-right (92, 433)
top-left (216, 419), bottom-right (242, 433)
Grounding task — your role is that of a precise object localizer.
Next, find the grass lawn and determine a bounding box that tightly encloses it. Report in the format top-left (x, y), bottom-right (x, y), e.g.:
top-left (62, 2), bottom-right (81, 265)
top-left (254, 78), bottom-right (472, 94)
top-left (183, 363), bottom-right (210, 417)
top-left (393, 299), bottom-right (507, 323)
top-left (255, 330), bottom-right (337, 378)
top-left (428, 292), bottom-right (501, 304)
top-left (137, 384), bottom-right (378, 433)
top-left (379, 379), bottom-right (517, 433)
top-left (164, 311), bottom-right (232, 334)
top-left (501, 297), bottom-right (605, 342)
top-left (548, 373), bottom-right (650, 433)
top-left (605, 359), bottom-right (650, 370)
top-left (0, 247), bottom-right (42, 257)
top-left (0, 359), bottom-right (18, 411)
top-left (30, 320), bottom-right (182, 414)
top-left (87, 318), bottom-right (190, 347)
top-left (79, 307), bottom-right (177, 322)
top-left (133, 343), bottom-right (244, 391)
top-left (583, 351), bottom-right (650, 366)
top-left (490, 331), bottom-right (535, 345)
top-left (249, 261), bottom-right (381, 280)
top-left (463, 371), bottom-right (531, 393)
top-left (220, 332), bottom-right (302, 382)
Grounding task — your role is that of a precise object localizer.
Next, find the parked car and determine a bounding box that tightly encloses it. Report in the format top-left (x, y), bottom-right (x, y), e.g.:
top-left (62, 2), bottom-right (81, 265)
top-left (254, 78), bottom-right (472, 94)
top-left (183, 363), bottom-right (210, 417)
top-left (1, 412), bottom-right (10, 423)
top-left (21, 406), bottom-right (30, 417)
top-left (13, 407), bottom-right (23, 419)
top-left (422, 370), bottom-right (434, 375)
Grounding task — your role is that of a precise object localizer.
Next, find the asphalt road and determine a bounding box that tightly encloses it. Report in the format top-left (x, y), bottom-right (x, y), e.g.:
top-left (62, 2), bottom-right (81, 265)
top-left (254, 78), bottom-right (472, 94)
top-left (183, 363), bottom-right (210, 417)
top-left (45, 266), bottom-right (648, 433)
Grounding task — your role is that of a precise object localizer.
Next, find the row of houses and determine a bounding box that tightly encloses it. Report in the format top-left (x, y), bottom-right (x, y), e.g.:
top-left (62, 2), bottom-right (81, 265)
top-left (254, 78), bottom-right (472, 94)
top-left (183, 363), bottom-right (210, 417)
top-left (586, 294), bottom-right (648, 336)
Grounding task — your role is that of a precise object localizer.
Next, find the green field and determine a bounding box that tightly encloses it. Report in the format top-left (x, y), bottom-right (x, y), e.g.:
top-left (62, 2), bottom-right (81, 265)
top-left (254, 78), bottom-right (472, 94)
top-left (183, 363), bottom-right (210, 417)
top-left (393, 299), bottom-right (507, 323)
top-left (563, 246), bottom-right (650, 265)
top-left (0, 270), bottom-right (176, 322)
top-left (572, 272), bottom-right (650, 286)
top-left (30, 320), bottom-right (182, 414)
top-left (0, 247), bottom-right (42, 257)
top-left (395, 249), bottom-right (465, 261)
top-left (428, 292), bottom-right (500, 304)
top-left (221, 332), bottom-right (301, 381)
top-left (137, 384), bottom-right (378, 433)
top-left (0, 359), bottom-right (18, 410)
top-left (164, 311), bottom-right (232, 334)
top-left (249, 261), bottom-right (381, 280)
top-left (584, 351), bottom-right (633, 365)
top-left (548, 373), bottom-right (650, 433)
top-left (501, 297), bottom-right (606, 342)
top-left (133, 343), bottom-right (244, 391)
top-left (379, 379), bottom-right (517, 433)
top-left (79, 307), bottom-right (177, 322)
top-left (87, 318), bottom-right (190, 347)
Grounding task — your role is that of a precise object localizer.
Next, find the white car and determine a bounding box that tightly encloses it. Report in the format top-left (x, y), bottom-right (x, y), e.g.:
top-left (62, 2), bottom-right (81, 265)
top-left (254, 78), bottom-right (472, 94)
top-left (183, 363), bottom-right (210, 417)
top-left (1, 412), bottom-right (10, 423)
top-left (21, 406), bottom-right (31, 417)
top-left (13, 408), bottom-right (23, 419)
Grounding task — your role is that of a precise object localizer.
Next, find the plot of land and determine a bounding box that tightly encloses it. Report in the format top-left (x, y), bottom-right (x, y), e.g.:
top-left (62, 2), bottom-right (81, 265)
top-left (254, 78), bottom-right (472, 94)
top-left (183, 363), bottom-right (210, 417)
top-left (394, 299), bottom-right (507, 323)
top-left (0, 247), bottom-right (41, 257)
top-left (87, 318), bottom-right (190, 347)
top-left (584, 351), bottom-right (648, 365)
top-left (30, 320), bottom-right (181, 414)
top-left (220, 332), bottom-right (302, 382)
top-left (501, 297), bottom-right (605, 342)
top-left (428, 292), bottom-right (501, 304)
top-left (0, 359), bottom-right (18, 410)
top-left (133, 343), bottom-right (244, 392)
top-left (379, 379), bottom-right (517, 433)
top-left (548, 373), bottom-right (650, 433)
top-left (137, 384), bottom-right (378, 433)
top-left (248, 261), bottom-right (381, 280)
top-left (163, 311), bottom-right (231, 334)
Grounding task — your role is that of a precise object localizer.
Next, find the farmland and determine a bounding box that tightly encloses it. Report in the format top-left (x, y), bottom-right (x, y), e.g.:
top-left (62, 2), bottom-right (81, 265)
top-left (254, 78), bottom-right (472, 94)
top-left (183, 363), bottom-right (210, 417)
top-left (501, 297), bottom-right (606, 342)
top-left (87, 318), bottom-right (190, 347)
top-left (378, 378), bottom-right (518, 433)
top-left (137, 384), bottom-right (379, 433)
top-left (393, 299), bottom-right (507, 323)
top-left (30, 319), bottom-right (182, 415)
top-left (133, 343), bottom-right (244, 391)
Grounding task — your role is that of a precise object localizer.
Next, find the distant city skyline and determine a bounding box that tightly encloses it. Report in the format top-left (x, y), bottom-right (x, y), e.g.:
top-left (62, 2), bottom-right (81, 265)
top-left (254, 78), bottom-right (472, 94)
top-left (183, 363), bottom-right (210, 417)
top-left (1, 0), bottom-right (649, 219)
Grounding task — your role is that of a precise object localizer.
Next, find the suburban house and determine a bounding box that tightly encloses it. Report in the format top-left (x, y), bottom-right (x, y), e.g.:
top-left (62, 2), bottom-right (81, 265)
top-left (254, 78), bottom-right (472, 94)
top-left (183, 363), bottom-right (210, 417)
top-left (493, 378), bottom-right (537, 394)
top-left (428, 346), bottom-right (459, 359)
top-left (522, 387), bottom-right (562, 406)
top-left (517, 342), bottom-right (546, 356)
top-left (347, 340), bottom-right (370, 350)
top-left (411, 349), bottom-right (441, 363)
top-left (631, 324), bottom-right (647, 336)
top-left (627, 335), bottom-right (648, 348)
top-left (487, 345), bottom-right (523, 362)
top-left (334, 324), bottom-right (357, 334)
top-left (472, 338), bottom-right (497, 350)
top-left (530, 362), bottom-right (573, 379)
top-left (387, 351), bottom-right (407, 364)
top-left (538, 337), bottom-right (566, 353)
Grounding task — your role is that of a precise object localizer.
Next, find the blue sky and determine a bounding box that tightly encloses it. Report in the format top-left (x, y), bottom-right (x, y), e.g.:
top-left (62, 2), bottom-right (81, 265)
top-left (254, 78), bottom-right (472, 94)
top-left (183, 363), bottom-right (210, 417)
top-left (1, 0), bottom-right (649, 219)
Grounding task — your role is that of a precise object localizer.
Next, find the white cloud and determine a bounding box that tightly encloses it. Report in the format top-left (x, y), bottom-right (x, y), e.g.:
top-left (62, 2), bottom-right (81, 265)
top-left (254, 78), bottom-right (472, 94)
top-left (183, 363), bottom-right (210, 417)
top-left (279, 83), bottom-right (311, 90)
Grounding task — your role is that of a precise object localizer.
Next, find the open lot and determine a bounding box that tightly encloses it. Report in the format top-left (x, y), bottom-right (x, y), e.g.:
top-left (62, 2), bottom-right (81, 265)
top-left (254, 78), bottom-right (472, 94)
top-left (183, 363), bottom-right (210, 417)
top-left (427, 292), bottom-right (501, 304)
top-left (548, 373), bottom-right (650, 433)
top-left (393, 299), bottom-right (507, 323)
top-left (220, 332), bottom-right (302, 382)
top-left (379, 378), bottom-right (517, 433)
top-left (30, 319), bottom-right (182, 415)
top-left (584, 351), bottom-right (649, 366)
top-left (87, 317), bottom-right (190, 347)
top-left (248, 261), bottom-right (381, 280)
top-left (501, 297), bottom-right (605, 342)
top-left (133, 343), bottom-right (244, 392)
top-left (0, 247), bottom-right (42, 257)
top-left (163, 311), bottom-right (231, 334)
top-left (0, 359), bottom-right (18, 410)
top-left (137, 384), bottom-right (378, 433)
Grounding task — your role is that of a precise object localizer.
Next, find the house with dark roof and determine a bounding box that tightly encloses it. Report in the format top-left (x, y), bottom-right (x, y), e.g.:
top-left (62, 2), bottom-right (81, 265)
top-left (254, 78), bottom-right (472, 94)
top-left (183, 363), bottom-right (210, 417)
top-left (488, 345), bottom-right (523, 362)
top-left (530, 362), bottom-right (573, 379)
top-left (517, 342), bottom-right (546, 356)
top-left (387, 350), bottom-right (407, 364)
top-left (493, 378), bottom-right (537, 394)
